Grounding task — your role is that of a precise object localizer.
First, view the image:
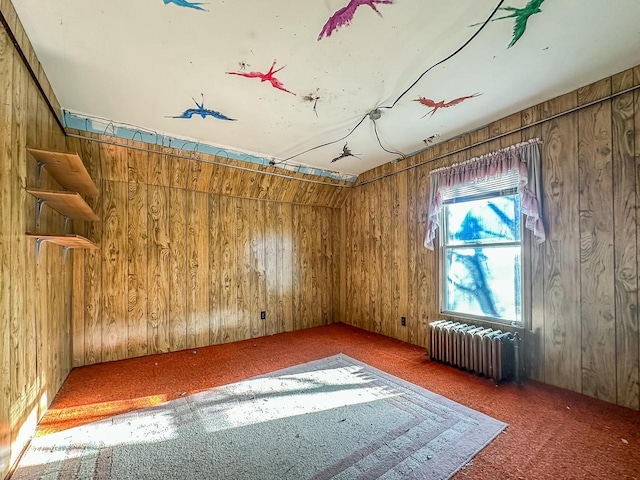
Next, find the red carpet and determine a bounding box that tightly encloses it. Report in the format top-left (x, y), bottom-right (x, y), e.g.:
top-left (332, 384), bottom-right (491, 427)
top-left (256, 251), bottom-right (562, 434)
top-left (36, 323), bottom-right (640, 479)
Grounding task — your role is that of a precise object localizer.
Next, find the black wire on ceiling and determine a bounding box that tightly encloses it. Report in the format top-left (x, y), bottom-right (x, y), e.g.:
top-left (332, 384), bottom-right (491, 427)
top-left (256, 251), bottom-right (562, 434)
top-left (379, 0), bottom-right (505, 110)
top-left (372, 117), bottom-right (405, 160)
top-left (274, 113), bottom-right (369, 164)
top-left (281, 0), bottom-right (505, 165)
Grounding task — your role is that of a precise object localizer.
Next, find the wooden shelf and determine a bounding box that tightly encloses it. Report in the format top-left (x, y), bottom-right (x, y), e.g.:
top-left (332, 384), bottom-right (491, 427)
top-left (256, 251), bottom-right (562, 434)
top-left (27, 148), bottom-right (99, 197)
top-left (27, 233), bottom-right (97, 263)
top-left (27, 188), bottom-right (99, 222)
top-left (26, 233), bottom-right (98, 249)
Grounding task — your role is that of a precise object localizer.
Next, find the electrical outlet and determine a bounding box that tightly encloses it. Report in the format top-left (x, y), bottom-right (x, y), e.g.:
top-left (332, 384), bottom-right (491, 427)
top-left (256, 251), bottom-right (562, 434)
top-left (260, 311), bottom-right (266, 320)
top-left (401, 317), bottom-right (406, 327)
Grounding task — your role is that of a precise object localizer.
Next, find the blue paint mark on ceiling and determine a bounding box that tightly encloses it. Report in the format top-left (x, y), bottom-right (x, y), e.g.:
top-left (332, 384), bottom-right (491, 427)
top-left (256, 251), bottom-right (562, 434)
top-left (63, 111), bottom-right (358, 182)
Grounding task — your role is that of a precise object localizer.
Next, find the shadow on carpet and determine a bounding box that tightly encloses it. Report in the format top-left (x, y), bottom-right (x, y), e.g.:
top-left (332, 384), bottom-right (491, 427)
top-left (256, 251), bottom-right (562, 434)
top-left (12, 354), bottom-right (507, 479)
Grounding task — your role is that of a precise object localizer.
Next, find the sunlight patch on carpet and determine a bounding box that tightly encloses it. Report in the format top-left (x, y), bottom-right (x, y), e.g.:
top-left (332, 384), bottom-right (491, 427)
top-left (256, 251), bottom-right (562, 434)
top-left (12, 354), bottom-right (507, 479)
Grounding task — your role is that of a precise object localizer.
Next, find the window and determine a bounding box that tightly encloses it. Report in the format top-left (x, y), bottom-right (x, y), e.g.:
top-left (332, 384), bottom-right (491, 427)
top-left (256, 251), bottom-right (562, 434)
top-left (425, 140), bottom-right (545, 327)
top-left (440, 189), bottom-right (522, 325)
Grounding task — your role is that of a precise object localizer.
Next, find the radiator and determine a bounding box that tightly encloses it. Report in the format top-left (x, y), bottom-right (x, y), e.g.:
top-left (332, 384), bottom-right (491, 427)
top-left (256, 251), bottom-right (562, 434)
top-left (428, 320), bottom-right (521, 384)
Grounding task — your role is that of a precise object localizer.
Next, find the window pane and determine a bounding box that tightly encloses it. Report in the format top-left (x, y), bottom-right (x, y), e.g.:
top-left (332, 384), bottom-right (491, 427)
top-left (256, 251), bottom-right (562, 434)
top-left (445, 194), bottom-right (521, 245)
top-left (444, 246), bottom-right (521, 322)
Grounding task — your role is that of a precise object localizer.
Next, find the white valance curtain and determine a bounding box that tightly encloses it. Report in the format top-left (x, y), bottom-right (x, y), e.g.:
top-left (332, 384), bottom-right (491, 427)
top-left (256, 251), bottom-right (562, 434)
top-left (424, 138), bottom-right (546, 250)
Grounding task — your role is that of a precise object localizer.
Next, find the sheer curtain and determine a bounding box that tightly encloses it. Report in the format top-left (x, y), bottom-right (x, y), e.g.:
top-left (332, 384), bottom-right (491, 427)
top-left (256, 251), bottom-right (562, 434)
top-left (424, 138), bottom-right (545, 250)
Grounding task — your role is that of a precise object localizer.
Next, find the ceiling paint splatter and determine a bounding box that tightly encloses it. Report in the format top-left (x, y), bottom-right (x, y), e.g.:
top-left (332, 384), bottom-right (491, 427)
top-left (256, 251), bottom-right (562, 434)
top-left (472, 0), bottom-right (545, 48)
top-left (414, 93), bottom-right (481, 118)
top-left (162, 0), bottom-right (208, 11)
top-left (331, 143), bottom-right (359, 163)
top-left (226, 60), bottom-right (296, 95)
top-left (303, 90), bottom-right (321, 117)
top-left (501, 0), bottom-right (545, 48)
top-left (423, 134), bottom-right (441, 145)
top-left (318, 0), bottom-right (394, 41)
top-left (169, 96), bottom-right (236, 121)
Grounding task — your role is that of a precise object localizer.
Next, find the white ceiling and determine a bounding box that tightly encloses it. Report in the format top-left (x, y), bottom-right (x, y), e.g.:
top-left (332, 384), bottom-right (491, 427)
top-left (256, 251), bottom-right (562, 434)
top-left (12, 0), bottom-right (640, 180)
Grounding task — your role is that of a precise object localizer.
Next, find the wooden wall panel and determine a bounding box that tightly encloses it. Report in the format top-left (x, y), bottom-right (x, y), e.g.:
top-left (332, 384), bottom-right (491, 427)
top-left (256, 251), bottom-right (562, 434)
top-left (276, 203), bottom-right (293, 333)
top-left (332, 207), bottom-right (344, 325)
top-left (265, 202), bottom-right (279, 335)
top-left (172, 156), bottom-right (189, 190)
top-left (368, 183), bottom-right (381, 333)
top-left (72, 251), bottom-right (85, 366)
top-left (357, 186), bottom-right (368, 331)
top-left (291, 206), bottom-right (302, 330)
top-left (344, 194), bottom-right (353, 327)
top-left (33, 78), bottom-right (47, 418)
top-left (9, 42), bottom-right (27, 468)
top-left (82, 142), bottom-right (102, 366)
top-left (21, 57), bottom-right (38, 446)
top-left (414, 161), bottom-right (432, 347)
top-left (635, 67), bottom-right (640, 411)
top-left (343, 67), bottom-right (640, 410)
top-left (392, 171), bottom-right (408, 341)
top-left (236, 198), bottom-right (252, 342)
top-left (218, 196), bottom-right (238, 344)
top-left (147, 185), bottom-right (170, 354)
top-left (169, 188), bottom-right (187, 351)
top-left (321, 207), bottom-right (332, 326)
top-left (307, 206), bottom-right (319, 327)
top-left (208, 195), bottom-right (221, 344)
top-left (127, 143), bottom-right (148, 184)
top-left (542, 112), bottom-right (582, 391)
top-left (379, 178), bottom-right (392, 337)
top-left (0, 23), bottom-right (74, 479)
top-left (149, 150), bottom-right (170, 188)
top-left (187, 191), bottom-right (210, 348)
top-left (249, 200), bottom-right (266, 339)
top-left (34, 212), bottom-right (48, 415)
top-left (521, 106), bottom-right (545, 382)
top-left (578, 99), bottom-right (616, 403)
top-left (127, 180), bottom-right (147, 358)
top-left (11, 24), bottom-right (44, 470)
top-left (100, 142), bottom-right (127, 183)
top-left (298, 205), bottom-right (313, 329)
top-left (611, 83), bottom-right (639, 410)
top-left (404, 167), bottom-right (417, 344)
top-left (101, 180), bottom-right (128, 362)
top-left (0, 26), bottom-right (13, 478)
top-left (636, 67), bottom-right (640, 152)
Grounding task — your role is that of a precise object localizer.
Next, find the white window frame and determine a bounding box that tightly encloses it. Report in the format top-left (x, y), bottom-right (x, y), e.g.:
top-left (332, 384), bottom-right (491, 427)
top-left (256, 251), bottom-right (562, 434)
top-left (438, 187), bottom-right (525, 327)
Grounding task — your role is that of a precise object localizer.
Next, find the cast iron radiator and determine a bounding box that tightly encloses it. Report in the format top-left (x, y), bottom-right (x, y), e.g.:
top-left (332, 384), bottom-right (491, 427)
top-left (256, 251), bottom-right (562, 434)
top-left (428, 319), bottom-right (521, 384)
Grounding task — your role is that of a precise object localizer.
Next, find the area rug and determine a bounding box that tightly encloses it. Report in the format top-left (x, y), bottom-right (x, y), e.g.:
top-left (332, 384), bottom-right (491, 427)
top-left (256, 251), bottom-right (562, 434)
top-left (12, 354), bottom-right (507, 480)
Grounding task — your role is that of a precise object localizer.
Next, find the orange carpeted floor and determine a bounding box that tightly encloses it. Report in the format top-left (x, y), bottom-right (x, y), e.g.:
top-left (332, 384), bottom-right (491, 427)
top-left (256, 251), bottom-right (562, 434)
top-left (36, 323), bottom-right (640, 479)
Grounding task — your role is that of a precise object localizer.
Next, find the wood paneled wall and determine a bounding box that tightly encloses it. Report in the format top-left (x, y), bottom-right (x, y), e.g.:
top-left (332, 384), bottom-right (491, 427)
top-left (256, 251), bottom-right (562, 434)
top-left (0, 22), bottom-right (73, 480)
top-left (68, 135), bottom-right (342, 367)
top-left (64, 132), bottom-right (350, 210)
top-left (1, 5), bottom-right (345, 475)
top-left (2, 5), bottom-right (639, 480)
top-left (341, 66), bottom-right (640, 410)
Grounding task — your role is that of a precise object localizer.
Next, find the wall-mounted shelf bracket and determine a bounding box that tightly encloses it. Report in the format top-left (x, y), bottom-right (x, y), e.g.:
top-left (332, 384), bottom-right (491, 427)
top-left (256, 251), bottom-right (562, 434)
top-left (35, 161), bottom-right (45, 188)
top-left (34, 237), bottom-right (46, 264)
top-left (27, 233), bottom-right (98, 265)
top-left (64, 216), bottom-right (70, 233)
top-left (35, 198), bottom-right (45, 228)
